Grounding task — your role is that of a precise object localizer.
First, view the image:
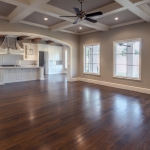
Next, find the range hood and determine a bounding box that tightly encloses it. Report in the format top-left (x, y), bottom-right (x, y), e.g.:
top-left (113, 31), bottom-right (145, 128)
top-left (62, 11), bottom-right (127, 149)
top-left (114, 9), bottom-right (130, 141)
top-left (0, 37), bottom-right (24, 55)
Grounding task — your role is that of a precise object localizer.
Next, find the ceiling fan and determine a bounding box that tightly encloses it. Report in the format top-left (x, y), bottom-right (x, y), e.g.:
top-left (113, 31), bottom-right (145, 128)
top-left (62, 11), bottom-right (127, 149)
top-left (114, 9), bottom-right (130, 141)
top-left (60, 0), bottom-right (103, 24)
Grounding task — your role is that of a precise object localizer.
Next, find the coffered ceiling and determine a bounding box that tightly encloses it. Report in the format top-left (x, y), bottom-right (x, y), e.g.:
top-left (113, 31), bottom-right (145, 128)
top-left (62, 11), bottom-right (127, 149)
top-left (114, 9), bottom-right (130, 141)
top-left (0, 0), bottom-right (150, 35)
top-left (97, 10), bottom-right (141, 26)
top-left (0, 1), bottom-right (16, 17)
top-left (24, 12), bottom-right (63, 26)
top-left (48, 0), bottom-right (114, 13)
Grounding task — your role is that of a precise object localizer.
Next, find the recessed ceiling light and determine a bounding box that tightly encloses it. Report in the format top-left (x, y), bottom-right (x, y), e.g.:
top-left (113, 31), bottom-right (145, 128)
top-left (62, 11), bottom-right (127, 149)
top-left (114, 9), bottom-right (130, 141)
top-left (115, 17), bottom-right (119, 20)
top-left (44, 18), bottom-right (48, 21)
top-left (79, 27), bottom-right (82, 30)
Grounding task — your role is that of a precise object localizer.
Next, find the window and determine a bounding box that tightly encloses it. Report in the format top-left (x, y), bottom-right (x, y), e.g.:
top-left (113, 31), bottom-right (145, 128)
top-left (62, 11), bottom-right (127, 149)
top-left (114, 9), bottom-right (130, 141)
top-left (113, 38), bottom-right (141, 80)
top-left (65, 50), bottom-right (67, 69)
top-left (84, 44), bottom-right (100, 75)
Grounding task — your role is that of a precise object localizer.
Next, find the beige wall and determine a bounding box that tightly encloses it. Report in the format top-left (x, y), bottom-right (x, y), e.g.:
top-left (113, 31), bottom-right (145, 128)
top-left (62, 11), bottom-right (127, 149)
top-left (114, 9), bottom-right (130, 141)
top-left (0, 19), bottom-right (79, 78)
top-left (79, 22), bottom-right (150, 89)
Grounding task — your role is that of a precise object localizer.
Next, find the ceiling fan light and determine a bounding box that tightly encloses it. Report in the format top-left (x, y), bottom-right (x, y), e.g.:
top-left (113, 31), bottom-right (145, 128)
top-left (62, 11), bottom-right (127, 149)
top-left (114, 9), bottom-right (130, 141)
top-left (79, 27), bottom-right (82, 30)
top-left (115, 17), bottom-right (119, 20)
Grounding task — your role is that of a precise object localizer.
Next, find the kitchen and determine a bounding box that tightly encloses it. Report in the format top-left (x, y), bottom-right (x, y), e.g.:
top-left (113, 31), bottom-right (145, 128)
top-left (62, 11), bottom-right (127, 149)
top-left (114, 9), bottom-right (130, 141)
top-left (0, 35), bottom-right (67, 85)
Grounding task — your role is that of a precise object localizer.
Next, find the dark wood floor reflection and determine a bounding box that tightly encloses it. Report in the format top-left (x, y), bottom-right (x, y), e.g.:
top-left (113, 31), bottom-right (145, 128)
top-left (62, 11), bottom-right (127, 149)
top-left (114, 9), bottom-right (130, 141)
top-left (0, 74), bottom-right (150, 150)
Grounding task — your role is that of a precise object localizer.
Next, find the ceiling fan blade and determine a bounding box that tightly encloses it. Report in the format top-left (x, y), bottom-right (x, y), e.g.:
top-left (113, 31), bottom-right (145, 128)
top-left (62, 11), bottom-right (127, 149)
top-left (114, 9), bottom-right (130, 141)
top-left (73, 18), bottom-right (80, 24)
top-left (85, 18), bottom-right (97, 23)
top-left (86, 12), bottom-right (102, 17)
top-left (73, 7), bottom-right (80, 15)
top-left (60, 16), bottom-right (77, 17)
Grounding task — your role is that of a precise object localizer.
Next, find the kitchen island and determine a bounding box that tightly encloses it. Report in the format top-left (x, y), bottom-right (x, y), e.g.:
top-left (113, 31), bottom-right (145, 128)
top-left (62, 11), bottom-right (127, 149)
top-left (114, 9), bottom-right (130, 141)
top-left (0, 66), bottom-right (44, 85)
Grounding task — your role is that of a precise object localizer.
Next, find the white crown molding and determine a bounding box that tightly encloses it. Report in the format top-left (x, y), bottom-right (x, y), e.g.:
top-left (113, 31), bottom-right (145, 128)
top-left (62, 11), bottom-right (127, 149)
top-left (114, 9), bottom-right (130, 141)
top-left (110, 19), bottom-right (144, 28)
top-left (69, 77), bottom-right (150, 94)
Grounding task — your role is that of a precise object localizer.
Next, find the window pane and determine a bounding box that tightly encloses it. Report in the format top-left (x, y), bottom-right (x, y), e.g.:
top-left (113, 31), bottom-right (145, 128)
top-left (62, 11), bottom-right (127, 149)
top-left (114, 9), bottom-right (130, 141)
top-left (134, 42), bottom-right (140, 54)
top-left (86, 46), bottom-right (92, 55)
top-left (116, 54), bottom-right (127, 65)
top-left (92, 64), bottom-right (99, 74)
top-left (116, 65), bottom-right (127, 76)
top-left (116, 44), bottom-right (127, 54)
top-left (133, 66), bottom-right (140, 78)
top-left (126, 66), bottom-right (140, 78)
top-left (85, 64), bottom-right (93, 73)
top-left (126, 42), bottom-right (134, 53)
top-left (93, 45), bottom-right (100, 54)
top-left (114, 39), bottom-right (141, 79)
top-left (85, 64), bottom-right (89, 73)
top-left (133, 54), bottom-right (140, 66)
top-left (92, 55), bottom-right (99, 64)
top-left (127, 54), bottom-right (139, 66)
top-left (85, 55), bottom-right (90, 64)
top-left (84, 44), bottom-right (100, 74)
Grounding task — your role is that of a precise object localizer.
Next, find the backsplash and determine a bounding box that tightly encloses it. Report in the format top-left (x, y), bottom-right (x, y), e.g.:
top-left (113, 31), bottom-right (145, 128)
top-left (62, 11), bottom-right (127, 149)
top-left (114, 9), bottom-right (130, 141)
top-left (0, 55), bottom-right (36, 66)
top-left (0, 55), bottom-right (22, 65)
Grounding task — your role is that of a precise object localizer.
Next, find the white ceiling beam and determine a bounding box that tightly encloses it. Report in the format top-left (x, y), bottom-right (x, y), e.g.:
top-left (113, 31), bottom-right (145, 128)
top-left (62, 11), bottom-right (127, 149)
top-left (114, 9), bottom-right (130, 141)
top-left (115, 0), bottom-right (150, 22)
top-left (131, 0), bottom-right (150, 6)
top-left (138, 4), bottom-right (150, 16)
top-left (50, 21), bottom-right (75, 31)
top-left (80, 20), bottom-right (109, 31)
top-left (7, 0), bottom-right (50, 23)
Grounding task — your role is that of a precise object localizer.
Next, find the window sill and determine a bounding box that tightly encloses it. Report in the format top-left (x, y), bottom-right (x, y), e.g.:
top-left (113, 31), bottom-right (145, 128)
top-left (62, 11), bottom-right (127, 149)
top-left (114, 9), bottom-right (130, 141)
top-left (83, 72), bottom-right (101, 76)
top-left (113, 76), bottom-right (141, 81)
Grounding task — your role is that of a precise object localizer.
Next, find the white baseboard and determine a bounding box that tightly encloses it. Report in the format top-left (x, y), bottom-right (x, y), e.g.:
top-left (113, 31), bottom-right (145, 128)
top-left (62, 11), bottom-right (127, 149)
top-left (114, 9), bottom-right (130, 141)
top-left (48, 72), bottom-right (64, 75)
top-left (68, 77), bottom-right (80, 82)
top-left (5, 78), bottom-right (39, 84)
top-left (69, 77), bottom-right (150, 94)
top-left (39, 78), bottom-right (45, 80)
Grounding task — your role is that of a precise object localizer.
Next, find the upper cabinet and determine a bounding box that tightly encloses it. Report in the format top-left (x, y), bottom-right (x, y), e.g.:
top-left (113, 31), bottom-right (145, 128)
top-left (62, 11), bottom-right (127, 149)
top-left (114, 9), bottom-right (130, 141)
top-left (49, 46), bottom-right (63, 61)
top-left (37, 44), bottom-right (63, 61)
top-left (23, 43), bottom-right (38, 60)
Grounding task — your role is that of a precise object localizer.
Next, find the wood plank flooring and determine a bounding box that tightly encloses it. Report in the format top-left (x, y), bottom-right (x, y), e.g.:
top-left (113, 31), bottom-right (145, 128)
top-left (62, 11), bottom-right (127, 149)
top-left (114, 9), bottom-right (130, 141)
top-left (0, 74), bottom-right (150, 150)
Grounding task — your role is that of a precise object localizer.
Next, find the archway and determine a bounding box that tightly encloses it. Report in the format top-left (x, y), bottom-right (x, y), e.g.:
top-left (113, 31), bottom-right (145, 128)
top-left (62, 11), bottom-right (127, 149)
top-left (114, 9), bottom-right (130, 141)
top-left (0, 32), bottom-right (72, 81)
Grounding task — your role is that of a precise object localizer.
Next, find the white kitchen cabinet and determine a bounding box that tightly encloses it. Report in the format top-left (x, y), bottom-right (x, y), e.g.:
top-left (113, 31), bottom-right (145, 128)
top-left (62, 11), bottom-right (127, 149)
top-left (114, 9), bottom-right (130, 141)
top-left (49, 65), bottom-right (63, 74)
top-left (5, 69), bottom-right (16, 83)
top-left (16, 69), bottom-right (26, 81)
top-left (3, 68), bottom-right (40, 83)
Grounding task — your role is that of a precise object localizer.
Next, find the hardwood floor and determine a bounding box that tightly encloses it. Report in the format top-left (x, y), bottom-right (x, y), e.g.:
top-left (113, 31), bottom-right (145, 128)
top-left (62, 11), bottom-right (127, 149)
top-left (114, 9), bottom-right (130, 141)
top-left (0, 74), bottom-right (150, 150)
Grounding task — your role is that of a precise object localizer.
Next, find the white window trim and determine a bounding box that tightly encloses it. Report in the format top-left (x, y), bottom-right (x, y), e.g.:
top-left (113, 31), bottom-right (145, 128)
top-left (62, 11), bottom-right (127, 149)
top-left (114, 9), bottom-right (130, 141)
top-left (83, 43), bottom-right (101, 76)
top-left (113, 38), bottom-right (142, 81)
